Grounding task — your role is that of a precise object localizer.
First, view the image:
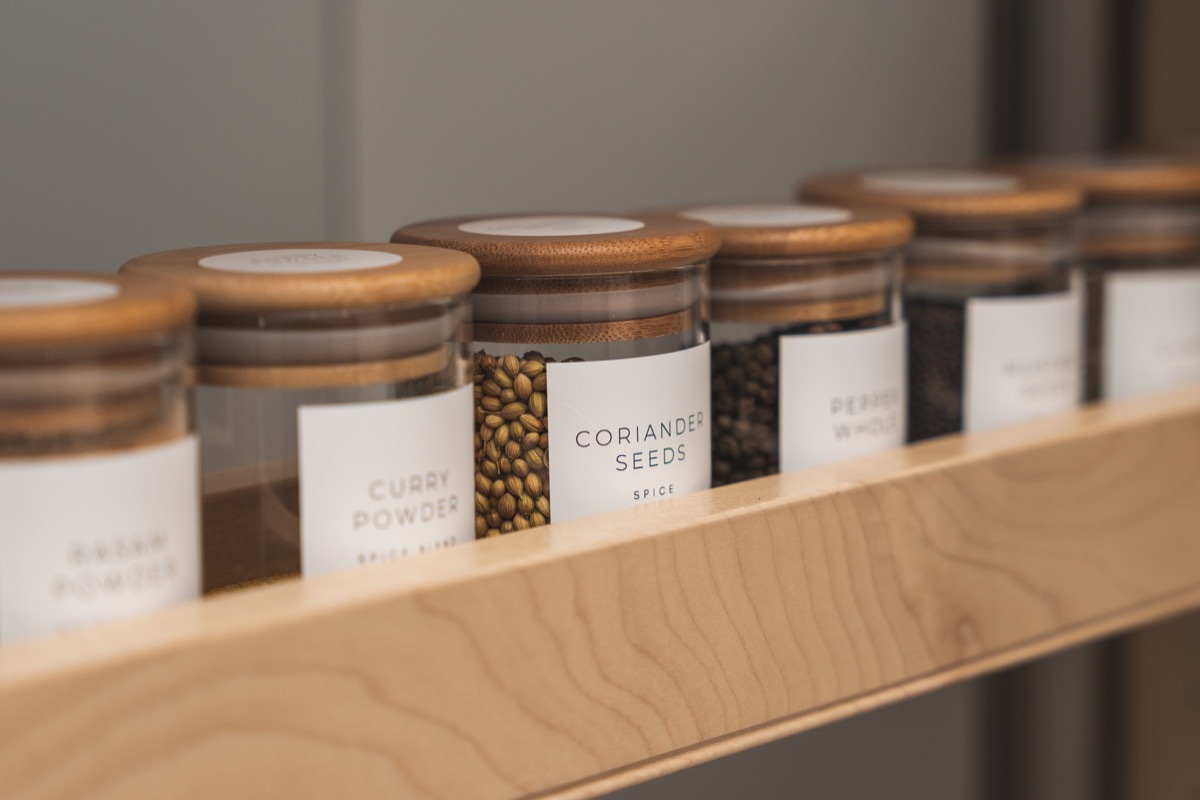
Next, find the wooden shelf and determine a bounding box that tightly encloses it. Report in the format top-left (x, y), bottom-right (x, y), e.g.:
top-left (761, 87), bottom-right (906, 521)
top-left (2, 387), bottom-right (1199, 799)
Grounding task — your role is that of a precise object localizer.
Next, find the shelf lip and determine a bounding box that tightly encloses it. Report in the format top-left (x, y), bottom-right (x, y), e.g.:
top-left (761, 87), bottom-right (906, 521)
top-left (1, 386), bottom-right (1199, 799)
top-left (540, 582), bottom-right (1200, 800)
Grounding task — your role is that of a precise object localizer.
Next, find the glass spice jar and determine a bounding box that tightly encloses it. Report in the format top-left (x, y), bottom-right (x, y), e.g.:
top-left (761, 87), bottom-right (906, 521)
top-left (0, 272), bottom-right (199, 641)
top-left (802, 169), bottom-right (1085, 441)
top-left (392, 214), bottom-right (719, 532)
top-left (1001, 156), bottom-right (1200, 400)
top-left (672, 204), bottom-right (911, 485)
top-left (122, 243), bottom-right (479, 590)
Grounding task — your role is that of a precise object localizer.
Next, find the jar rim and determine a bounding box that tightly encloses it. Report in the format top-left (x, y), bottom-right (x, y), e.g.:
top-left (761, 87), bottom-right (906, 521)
top-left (800, 169), bottom-right (1082, 222)
top-left (667, 203), bottom-right (913, 259)
top-left (0, 272), bottom-right (194, 350)
top-left (121, 242), bottom-right (480, 315)
top-left (997, 154), bottom-right (1200, 203)
top-left (391, 213), bottom-right (720, 277)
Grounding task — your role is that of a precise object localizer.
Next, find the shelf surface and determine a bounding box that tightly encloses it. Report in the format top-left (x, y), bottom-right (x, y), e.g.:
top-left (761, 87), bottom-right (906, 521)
top-left (1, 387), bottom-right (1199, 799)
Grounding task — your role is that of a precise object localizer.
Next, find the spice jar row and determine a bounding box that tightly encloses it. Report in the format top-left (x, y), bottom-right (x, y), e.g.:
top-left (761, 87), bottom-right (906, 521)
top-left (0, 218), bottom-right (724, 641)
top-left (3, 154), bottom-right (1199, 642)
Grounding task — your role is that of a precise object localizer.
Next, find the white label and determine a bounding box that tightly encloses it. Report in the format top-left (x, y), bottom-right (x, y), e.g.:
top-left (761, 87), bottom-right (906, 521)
top-left (862, 170), bottom-right (1019, 195)
top-left (1104, 269), bottom-right (1200, 399)
top-left (0, 437), bottom-right (200, 642)
top-left (458, 216), bottom-right (646, 237)
top-left (547, 344), bottom-right (710, 524)
top-left (198, 249), bottom-right (402, 273)
top-left (779, 323), bottom-right (907, 471)
top-left (0, 277), bottom-right (118, 308)
top-left (681, 204), bottom-right (852, 228)
top-left (298, 384), bottom-right (474, 576)
top-left (964, 291), bottom-right (1082, 431)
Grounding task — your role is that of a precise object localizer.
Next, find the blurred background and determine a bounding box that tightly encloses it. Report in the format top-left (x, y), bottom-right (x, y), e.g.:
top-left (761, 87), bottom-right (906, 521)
top-left (1, 0), bottom-right (1197, 798)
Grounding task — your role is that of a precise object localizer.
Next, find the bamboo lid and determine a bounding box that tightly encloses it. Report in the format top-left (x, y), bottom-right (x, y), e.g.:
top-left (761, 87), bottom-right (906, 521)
top-left (712, 293), bottom-right (888, 325)
top-left (672, 203), bottom-right (912, 258)
top-left (0, 272), bottom-right (194, 349)
top-left (800, 169), bottom-right (1082, 222)
top-left (121, 242), bottom-right (480, 314)
top-left (999, 155), bottom-right (1200, 203)
top-left (390, 214), bottom-right (720, 276)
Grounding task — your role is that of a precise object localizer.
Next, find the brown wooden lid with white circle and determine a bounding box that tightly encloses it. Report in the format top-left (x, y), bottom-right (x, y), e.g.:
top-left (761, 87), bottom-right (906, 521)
top-left (390, 214), bottom-right (721, 276)
top-left (999, 155), bottom-right (1200, 203)
top-left (800, 169), bottom-right (1082, 222)
top-left (671, 203), bottom-right (912, 258)
top-left (0, 272), bottom-right (195, 349)
top-left (120, 242), bottom-right (480, 314)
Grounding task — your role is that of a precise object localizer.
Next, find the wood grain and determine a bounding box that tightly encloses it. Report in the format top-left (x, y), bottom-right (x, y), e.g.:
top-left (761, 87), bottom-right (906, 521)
top-left (674, 205), bottom-right (912, 259)
top-left (391, 214), bottom-right (720, 276)
top-left (800, 170), bottom-right (1082, 222)
top-left (472, 309), bottom-right (690, 346)
top-left (120, 242), bottom-right (479, 314)
top-left (1, 387), bottom-right (1199, 800)
top-left (0, 272), bottom-right (193, 349)
top-left (1138, 0), bottom-right (1200, 150)
top-left (1119, 610), bottom-right (1200, 800)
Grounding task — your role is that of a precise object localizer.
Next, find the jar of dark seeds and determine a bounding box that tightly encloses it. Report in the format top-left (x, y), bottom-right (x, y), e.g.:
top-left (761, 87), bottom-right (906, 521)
top-left (802, 169), bottom-right (1084, 441)
top-left (1001, 156), bottom-right (1200, 400)
top-left (671, 204), bottom-right (911, 485)
top-left (123, 243), bottom-right (479, 589)
top-left (392, 214), bottom-right (719, 532)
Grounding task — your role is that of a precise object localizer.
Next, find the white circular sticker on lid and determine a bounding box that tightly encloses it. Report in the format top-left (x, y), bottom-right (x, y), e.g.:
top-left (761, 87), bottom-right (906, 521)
top-left (198, 249), bottom-right (402, 274)
top-left (457, 216), bottom-right (646, 237)
top-left (0, 277), bottom-right (119, 308)
top-left (681, 203), bottom-right (852, 228)
top-left (862, 170), bottom-right (1020, 195)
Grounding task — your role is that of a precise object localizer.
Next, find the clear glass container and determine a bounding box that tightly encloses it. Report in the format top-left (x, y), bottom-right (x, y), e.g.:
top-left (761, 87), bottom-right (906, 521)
top-left (0, 273), bottom-right (199, 641)
top-left (1003, 156), bottom-right (1200, 400)
top-left (393, 214), bottom-right (719, 533)
top-left (122, 244), bottom-right (479, 591)
top-left (802, 169), bottom-right (1085, 441)
top-left (675, 204), bottom-right (910, 485)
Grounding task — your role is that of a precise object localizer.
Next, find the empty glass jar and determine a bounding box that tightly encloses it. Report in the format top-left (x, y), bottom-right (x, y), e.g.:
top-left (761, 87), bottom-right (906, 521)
top-left (123, 243), bottom-right (479, 589)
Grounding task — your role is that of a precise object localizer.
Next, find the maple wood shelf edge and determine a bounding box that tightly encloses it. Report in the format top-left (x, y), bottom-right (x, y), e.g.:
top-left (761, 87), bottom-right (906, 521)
top-left (0, 386), bottom-right (1198, 800)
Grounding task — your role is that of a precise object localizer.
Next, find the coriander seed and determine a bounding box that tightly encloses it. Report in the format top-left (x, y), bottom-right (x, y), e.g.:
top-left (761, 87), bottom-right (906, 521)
top-left (394, 214), bottom-right (719, 531)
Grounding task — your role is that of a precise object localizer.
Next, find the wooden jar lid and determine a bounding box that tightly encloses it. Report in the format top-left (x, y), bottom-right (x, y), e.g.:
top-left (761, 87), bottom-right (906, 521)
top-left (712, 293), bottom-right (888, 325)
top-left (0, 272), bottom-right (194, 349)
top-left (800, 169), bottom-right (1082, 223)
top-left (121, 242), bottom-right (480, 314)
top-left (672, 203), bottom-right (912, 258)
top-left (999, 155), bottom-right (1200, 203)
top-left (391, 214), bottom-right (720, 277)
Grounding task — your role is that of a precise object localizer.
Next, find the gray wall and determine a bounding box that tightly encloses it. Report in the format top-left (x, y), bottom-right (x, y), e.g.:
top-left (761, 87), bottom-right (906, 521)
top-left (612, 683), bottom-right (981, 800)
top-left (0, 2), bottom-right (988, 798)
top-left (1, 2), bottom-right (326, 271)
top-left (2, 0), bottom-right (985, 268)
top-left (347, 0), bottom-right (985, 239)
